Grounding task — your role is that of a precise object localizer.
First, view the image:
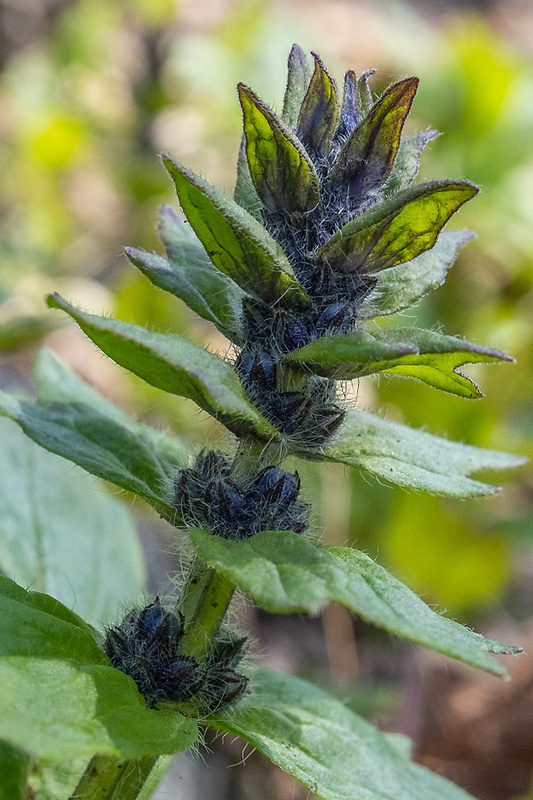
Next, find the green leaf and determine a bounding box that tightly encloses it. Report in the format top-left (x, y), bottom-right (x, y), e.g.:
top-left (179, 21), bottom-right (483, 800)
top-left (0, 657), bottom-right (198, 761)
top-left (0, 576), bottom-right (107, 664)
top-left (210, 668), bottom-right (476, 800)
top-left (234, 136), bottom-right (262, 218)
top-left (282, 43), bottom-right (311, 128)
top-left (27, 757), bottom-right (88, 800)
top-left (319, 408), bottom-right (526, 497)
top-left (356, 69), bottom-right (376, 116)
top-left (238, 84), bottom-right (320, 215)
top-left (0, 741), bottom-right (28, 800)
top-left (125, 205), bottom-right (247, 345)
top-left (315, 181), bottom-right (478, 274)
top-left (0, 417), bottom-right (145, 627)
top-left (162, 154), bottom-right (310, 310)
top-left (46, 294), bottom-right (278, 441)
top-left (286, 327), bottom-right (512, 398)
top-left (0, 314), bottom-right (59, 354)
top-left (297, 52), bottom-right (339, 154)
top-left (384, 129), bottom-right (440, 195)
top-left (332, 77), bottom-right (419, 195)
top-left (0, 348), bottom-right (187, 523)
top-left (361, 229), bottom-right (475, 317)
top-left (190, 529), bottom-right (518, 676)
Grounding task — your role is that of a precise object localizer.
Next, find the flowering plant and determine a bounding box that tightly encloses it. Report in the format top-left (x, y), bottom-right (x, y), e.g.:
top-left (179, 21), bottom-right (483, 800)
top-left (0, 45), bottom-right (525, 800)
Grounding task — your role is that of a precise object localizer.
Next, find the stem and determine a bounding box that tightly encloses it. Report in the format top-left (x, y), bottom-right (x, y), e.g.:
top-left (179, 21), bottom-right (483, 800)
top-left (178, 560), bottom-right (235, 659)
top-left (73, 438), bottom-right (266, 798)
top-left (69, 755), bottom-right (157, 800)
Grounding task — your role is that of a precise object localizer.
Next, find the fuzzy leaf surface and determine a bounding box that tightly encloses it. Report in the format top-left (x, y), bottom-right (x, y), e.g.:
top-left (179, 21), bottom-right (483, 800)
top-left (190, 529), bottom-right (517, 676)
top-left (47, 295), bottom-right (278, 441)
top-left (319, 409), bottom-right (526, 497)
top-left (0, 741), bottom-right (28, 800)
top-left (362, 229), bottom-right (475, 317)
top-left (126, 206), bottom-right (247, 345)
top-left (163, 154), bottom-right (310, 309)
top-left (315, 181), bottom-right (478, 274)
top-left (333, 77), bottom-right (419, 195)
top-left (210, 668), bottom-right (476, 800)
top-left (0, 576), bottom-right (107, 664)
top-left (297, 53), bottom-right (338, 154)
top-left (286, 327), bottom-right (512, 398)
top-left (234, 137), bottom-right (262, 219)
top-left (0, 349), bottom-right (186, 522)
top-left (384, 129), bottom-right (440, 195)
top-left (0, 417), bottom-right (145, 627)
top-left (0, 658), bottom-right (198, 762)
top-left (239, 84), bottom-right (320, 215)
top-left (282, 44), bottom-right (311, 128)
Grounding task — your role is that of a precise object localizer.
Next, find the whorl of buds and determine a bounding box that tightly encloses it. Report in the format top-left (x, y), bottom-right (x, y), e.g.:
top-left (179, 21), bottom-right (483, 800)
top-left (104, 598), bottom-right (248, 713)
top-left (174, 451), bottom-right (309, 538)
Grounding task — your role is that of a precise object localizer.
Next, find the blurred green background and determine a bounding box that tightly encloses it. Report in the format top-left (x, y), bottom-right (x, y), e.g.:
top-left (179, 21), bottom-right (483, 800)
top-left (1, 0), bottom-right (532, 797)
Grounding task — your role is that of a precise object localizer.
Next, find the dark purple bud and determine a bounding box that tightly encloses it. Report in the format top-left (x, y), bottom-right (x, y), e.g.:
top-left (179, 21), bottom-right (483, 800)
top-left (315, 302), bottom-right (353, 336)
top-left (254, 467), bottom-right (300, 506)
top-left (236, 350), bottom-right (276, 389)
top-left (281, 314), bottom-right (311, 351)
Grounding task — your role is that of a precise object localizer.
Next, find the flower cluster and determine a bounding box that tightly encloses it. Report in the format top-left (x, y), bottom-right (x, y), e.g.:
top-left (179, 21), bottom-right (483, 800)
top-left (104, 598), bottom-right (248, 713)
top-left (175, 450), bottom-right (309, 539)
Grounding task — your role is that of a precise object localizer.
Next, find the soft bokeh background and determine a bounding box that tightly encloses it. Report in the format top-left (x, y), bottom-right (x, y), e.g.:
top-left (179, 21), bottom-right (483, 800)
top-left (1, 0), bottom-right (532, 797)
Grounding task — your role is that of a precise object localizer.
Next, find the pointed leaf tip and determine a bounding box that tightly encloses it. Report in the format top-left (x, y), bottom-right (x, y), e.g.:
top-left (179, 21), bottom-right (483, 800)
top-left (163, 152), bottom-right (311, 310)
top-left (238, 83), bottom-right (320, 216)
top-left (334, 76), bottom-right (419, 195)
top-left (316, 180), bottom-right (479, 275)
top-left (282, 44), bottom-right (311, 128)
top-left (297, 51), bottom-right (339, 154)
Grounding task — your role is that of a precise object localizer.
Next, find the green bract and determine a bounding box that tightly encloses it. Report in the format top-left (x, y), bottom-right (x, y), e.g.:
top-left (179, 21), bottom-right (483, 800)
top-left (0, 43), bottom-right (525, 800)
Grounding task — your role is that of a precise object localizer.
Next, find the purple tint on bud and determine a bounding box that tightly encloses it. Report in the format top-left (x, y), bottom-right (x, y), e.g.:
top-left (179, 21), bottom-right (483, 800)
top-left (254, 466), bottom-right (300, 506)
top-left (236, 350), bottom-right (276, 389)
top-left (315, 302), bottom-right (354, 336)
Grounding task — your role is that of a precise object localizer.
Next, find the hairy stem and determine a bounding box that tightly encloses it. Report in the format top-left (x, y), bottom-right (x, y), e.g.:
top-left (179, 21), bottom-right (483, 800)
top-left (178, 560), bottom-right (235, 659)
top-left (69, 754), bottom-right (157, 800)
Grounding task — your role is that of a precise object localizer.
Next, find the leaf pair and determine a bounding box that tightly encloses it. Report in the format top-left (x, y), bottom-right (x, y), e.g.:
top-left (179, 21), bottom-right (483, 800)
top-left (286, 325), bottom-right (512, 399)
top-left (1, 343), bottom-right (522, 501)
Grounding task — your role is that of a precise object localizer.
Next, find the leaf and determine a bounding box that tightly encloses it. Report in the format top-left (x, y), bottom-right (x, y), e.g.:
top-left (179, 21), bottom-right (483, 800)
top-left (319, 408), bottom-right (527, 497)
top-left (0, 417), bottom-right (145, 627)
top-left (0, 576), bottom-right (107, 664)
top-left (332, 77), bottom-right (419, 196)
top-left (190, 529), bottom-right (518, 676)
top-left (238, 84), bottom-right (320, 215)
top-left (0, 348), bottom-right (187, 523)
top-left (234, 136), bottom-right (262, 218)
top-left (282, 44), bottom-right (311, 128)
top-left (297, 52), bottom-right (339, 154)
top-left (285, 327), bottom-right (512, 398)
top-left (162, 154), bottom-right (310, 310)
top-left (0, 657), bottom-right (198, 762)
top-left (361, 229), bottom-right (475, 317)
top-left (125, 205), bottom-right (247, 345)
top-left (315, 181), bottom-right (479, 274)
top-left (336, 70), bottom-right (360, 139)
top-left (210, 668), bottom-right (476, 800)
top-left (384, 129), bottom-right (440, 196)
top-left (27, 756), bottom-right (88, 800)
top-left (46, 294), bottom-right (278, 441)
top-left (0, 741), bottom-right (28, 800)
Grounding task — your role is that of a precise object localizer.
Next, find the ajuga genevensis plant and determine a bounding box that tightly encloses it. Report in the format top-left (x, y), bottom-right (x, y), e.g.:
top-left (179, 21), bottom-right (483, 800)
top-left (0, 45), bottom-right (526, 800)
